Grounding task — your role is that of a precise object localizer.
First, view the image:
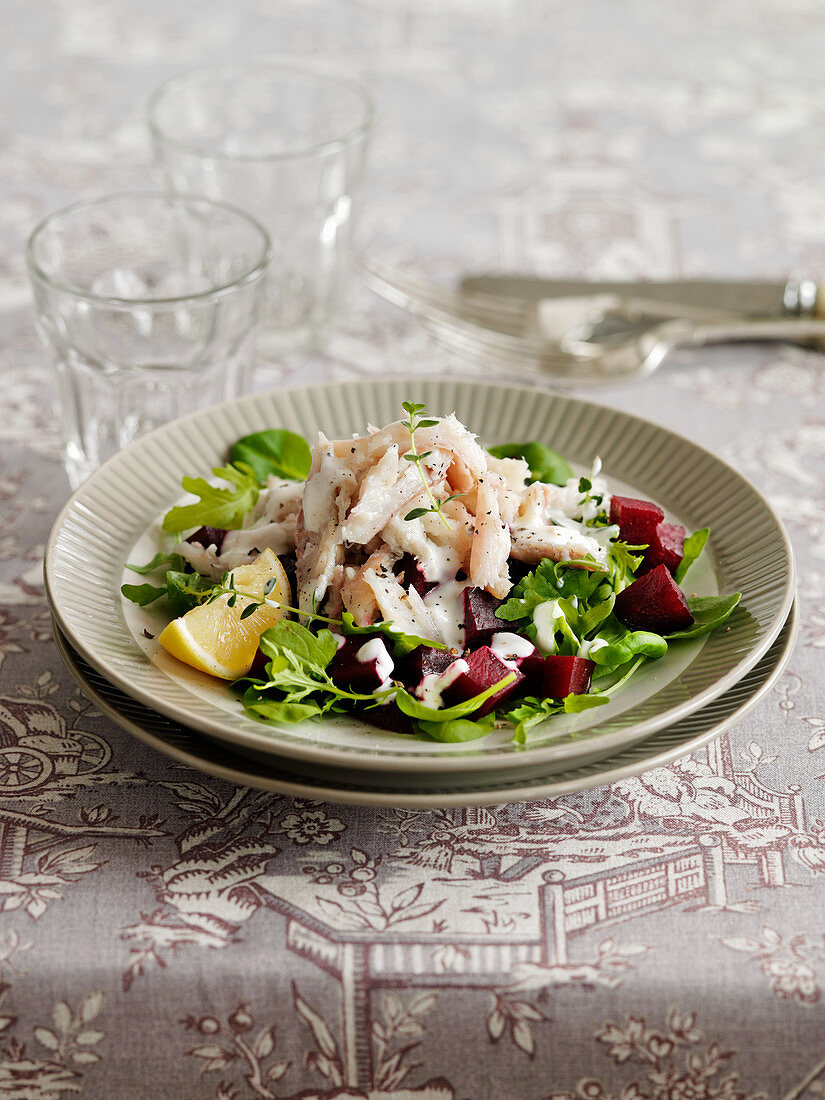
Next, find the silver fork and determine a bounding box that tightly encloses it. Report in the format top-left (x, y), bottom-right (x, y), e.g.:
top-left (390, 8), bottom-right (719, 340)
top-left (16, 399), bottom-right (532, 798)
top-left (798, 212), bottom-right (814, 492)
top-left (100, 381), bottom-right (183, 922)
top-left (413, 308), bottom-right (825, 383)
top-left (359, 255), bottom-right (540, 336)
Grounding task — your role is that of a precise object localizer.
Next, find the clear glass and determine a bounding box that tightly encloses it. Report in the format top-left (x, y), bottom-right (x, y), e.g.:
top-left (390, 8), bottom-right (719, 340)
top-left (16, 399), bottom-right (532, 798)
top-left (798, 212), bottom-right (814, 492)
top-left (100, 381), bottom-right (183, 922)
top-left (146, 63), bottom-right (373, 354)
top-left (26, 192), bottom-right (271, 490)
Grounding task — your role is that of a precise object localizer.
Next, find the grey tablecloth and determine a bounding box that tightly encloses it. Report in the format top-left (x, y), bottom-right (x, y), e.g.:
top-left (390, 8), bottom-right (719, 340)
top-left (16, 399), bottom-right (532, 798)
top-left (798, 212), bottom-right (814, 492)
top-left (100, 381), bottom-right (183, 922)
top-left (2, 2), bottom-right (825, 1097)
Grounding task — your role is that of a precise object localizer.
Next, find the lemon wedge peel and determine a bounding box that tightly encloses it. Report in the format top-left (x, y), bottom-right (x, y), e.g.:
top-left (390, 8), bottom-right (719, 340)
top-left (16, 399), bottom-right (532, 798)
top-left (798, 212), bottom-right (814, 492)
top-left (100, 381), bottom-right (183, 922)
top-left (157, 549), bottom-right (291, 680)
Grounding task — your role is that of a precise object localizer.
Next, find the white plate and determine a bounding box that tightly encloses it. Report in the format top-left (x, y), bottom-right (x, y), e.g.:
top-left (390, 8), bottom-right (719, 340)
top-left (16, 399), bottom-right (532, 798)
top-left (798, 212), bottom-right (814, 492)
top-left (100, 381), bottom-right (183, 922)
top-left (52, 601), bottom-right (797, 808)
top-left (45, 377), bottom-right (794, 778)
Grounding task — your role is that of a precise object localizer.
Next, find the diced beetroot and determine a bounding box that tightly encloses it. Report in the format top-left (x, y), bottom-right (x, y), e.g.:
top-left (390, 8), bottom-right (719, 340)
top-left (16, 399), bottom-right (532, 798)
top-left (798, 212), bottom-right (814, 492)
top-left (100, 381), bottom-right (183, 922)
top-left (518, 651), bottom-right (547, 696)
top-left (249, 646), bottom-right (269, 678)
top-left (639, 522), bottom-right (686, 575)
top-left (395, 553), bottom-right (437, 596)
top-left (463, 588), bottom-right (505, 646)
top-left (609, 495), bottom-right (664, 547)
top-left (186, 526), bottom-right (226, 552)
top-left (614, 564), bottom-right (694, 634)
top-left (542, 655), bottom-right (595, 698)
top-left (364, 705), bottom-right (414, 735)
top-left (329, 636), bottom-right (394, 694)
top-left (442, 646), bottom-right (524, 717)
top-left (397, 645), bottom-right (457, 688)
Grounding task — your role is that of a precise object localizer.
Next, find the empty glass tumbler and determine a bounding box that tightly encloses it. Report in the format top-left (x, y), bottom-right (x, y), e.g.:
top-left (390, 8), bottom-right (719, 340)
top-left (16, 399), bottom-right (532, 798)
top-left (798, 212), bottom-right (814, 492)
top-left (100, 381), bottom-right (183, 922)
top-left (26, 192), bottom-right (271, 489)
top-left (147, 63), bottom-right (373, 353)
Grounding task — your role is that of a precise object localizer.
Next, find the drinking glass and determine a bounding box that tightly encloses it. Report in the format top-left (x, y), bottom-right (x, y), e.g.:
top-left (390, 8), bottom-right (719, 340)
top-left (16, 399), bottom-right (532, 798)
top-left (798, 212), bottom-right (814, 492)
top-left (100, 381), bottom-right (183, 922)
top-left (26, 191), bottom-right (271, 490)
top-left (147, 62), bottom-right (373, 354)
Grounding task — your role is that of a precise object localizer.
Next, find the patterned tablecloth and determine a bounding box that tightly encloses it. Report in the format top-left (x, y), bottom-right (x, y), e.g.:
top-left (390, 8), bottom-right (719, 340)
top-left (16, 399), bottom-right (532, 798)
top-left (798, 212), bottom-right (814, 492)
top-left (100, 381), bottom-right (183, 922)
top-left (3, 1), bottom-right (825, 1097)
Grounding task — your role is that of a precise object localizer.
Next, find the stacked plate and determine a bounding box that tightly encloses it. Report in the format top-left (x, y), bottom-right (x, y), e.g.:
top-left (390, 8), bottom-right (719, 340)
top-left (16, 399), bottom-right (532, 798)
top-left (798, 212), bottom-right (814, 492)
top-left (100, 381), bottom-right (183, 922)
top-left (45, 378), bottom-right (797, 808)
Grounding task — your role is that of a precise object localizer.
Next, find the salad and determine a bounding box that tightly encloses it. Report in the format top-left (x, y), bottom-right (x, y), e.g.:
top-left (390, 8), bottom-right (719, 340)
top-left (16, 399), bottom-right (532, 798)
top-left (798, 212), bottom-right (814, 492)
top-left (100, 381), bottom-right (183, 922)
top-left (123, 402), bottom-right (741, 743)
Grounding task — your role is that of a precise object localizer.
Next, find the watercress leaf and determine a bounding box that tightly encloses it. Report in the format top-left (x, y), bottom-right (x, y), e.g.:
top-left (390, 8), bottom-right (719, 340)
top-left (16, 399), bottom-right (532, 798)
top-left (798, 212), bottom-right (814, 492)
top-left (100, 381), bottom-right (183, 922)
top-left (500, 696), bottom-right (561, 743)
top-left (230, 429), bottom-right (312, 484)
top-left (417, 713), bottom-right (496, 742)
top-left (606, 540), bottom-right (644, 591)
top-left (590, 629), bottom-right (668, 674)
top-left (165, 571), bottom-right (214, 616)
top-left (120, 582), bottom-right (166, 606)
top-left (487, 441), bottom-right (573, 486)
top-left (241, 690), bottom-right (324, 725)
top-left (393, 673), bottom-right (516, 723)
top-left (579, 594), bottom-right (615, 636)
top-left (162, 463), bottom-right (259, 533)
top-left (125, 551), bottom-right (183, 575)
top-left (563, 693), bottom-right (609, 713)
top-left (667, 592), bottom-right (741, 639)
top-left (674, 528), bottom-right (710, 584)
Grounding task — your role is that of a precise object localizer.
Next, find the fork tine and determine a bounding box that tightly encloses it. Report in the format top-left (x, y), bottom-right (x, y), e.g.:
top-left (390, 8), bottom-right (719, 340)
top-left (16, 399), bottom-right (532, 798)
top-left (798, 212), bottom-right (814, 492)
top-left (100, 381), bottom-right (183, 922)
top-left (359, 256), bottom-right (536, 334)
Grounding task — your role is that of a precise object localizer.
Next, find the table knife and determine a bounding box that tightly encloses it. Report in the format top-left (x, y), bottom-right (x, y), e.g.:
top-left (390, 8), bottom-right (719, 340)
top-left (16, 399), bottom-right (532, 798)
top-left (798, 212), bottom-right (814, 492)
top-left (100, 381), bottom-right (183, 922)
top-left (459, 274), bottom-right (825, 319)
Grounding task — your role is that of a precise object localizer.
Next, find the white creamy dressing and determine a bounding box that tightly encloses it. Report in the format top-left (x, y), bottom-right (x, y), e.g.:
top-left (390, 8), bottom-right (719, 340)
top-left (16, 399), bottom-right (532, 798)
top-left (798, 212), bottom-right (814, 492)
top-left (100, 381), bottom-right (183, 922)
top-left (422, 578), bottom-right (470, 651)
top-left (356, 638), bottom-right (394, 684)
top-left (534, 599), bottom-right (568, 654)
top-left (489, 631), bottom-right (535, 668)
top-left (578, 637), bottom-right (609, 659)
top-left (417, 658), bottom-right (469, 708)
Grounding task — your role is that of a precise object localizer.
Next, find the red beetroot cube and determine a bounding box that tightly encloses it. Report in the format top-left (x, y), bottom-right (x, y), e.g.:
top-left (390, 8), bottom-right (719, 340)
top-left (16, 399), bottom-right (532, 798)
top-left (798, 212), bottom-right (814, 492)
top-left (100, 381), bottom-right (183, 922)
top-left (364, 704), bottom-right (414, 735)
top-left (487, 634), bottom-right (544, 694)
top-left (542, 655), bottom-right (595, 698)
top-left (517, 651), bottom-right (547, 696)
top-left (329, 636), bottom-right (394, 693)
top-left (614, 564), bottom-right (694, 634)
top-left (609, 495), bottom-right (664, 547)
top-left (395, 553), bottom-right (437, 597)
top-left (463, 588), bottom-right (505, 646)
top-left (442, 646), bottom-right (524, 717)
top-left (397, 645), bottom-right (457, 689)
top-left (639, 522), bottom-right (686, 575)
top-left (186, 526), bottom-right (227, 552)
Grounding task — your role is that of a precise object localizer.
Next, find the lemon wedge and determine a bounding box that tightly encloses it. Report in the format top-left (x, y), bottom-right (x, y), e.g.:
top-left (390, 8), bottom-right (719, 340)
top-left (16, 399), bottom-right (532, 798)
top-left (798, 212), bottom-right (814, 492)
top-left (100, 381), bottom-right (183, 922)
top-left (158, 548), bottom-right (291, 680)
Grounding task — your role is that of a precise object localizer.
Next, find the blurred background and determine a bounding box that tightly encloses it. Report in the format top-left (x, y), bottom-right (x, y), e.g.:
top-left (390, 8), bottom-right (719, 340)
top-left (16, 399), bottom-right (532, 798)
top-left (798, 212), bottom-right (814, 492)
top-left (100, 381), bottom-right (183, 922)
top-left (5, 0), bottom-right (825, 449)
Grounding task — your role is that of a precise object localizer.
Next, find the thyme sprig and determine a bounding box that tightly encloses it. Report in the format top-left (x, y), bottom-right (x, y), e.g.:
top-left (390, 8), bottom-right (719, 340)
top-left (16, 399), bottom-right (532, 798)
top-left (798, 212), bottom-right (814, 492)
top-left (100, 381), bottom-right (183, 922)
top-left (206, 574), bottom-right (340, 624)
top-left (400, 401), bottom-right (462, 529)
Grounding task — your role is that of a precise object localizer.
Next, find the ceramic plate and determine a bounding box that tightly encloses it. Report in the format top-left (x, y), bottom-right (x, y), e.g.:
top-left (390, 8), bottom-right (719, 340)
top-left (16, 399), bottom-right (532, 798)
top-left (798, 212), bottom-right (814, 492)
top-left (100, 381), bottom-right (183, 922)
top-left (45, 378), bottom-right (794, 778)
top-left (52, 601), bottom-right (797, 807)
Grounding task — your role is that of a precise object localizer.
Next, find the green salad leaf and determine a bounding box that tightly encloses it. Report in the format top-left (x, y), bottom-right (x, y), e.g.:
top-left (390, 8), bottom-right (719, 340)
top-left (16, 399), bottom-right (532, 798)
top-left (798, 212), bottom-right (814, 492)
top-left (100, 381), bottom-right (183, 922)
top-left (162, 462), bottom-right (260, 533)
top-left (674, 527), bottom-right (710, 584)
top-left (667, 593), bottom-right (741, 639)
top-left (393, 675), bottom-right (516, 723)
top-left (229, 429), bottom-right (312, 484)
top-left (120, 582), bottom-right (166, 606)
top-left (590, 628), bottom-right (668, 674)
top-left (243, 620), bottom-right (394, 724)
top-left (487, 441), bottom-right (573, 485)
top-left (417, 713), bottom-right (496, 742)
top-left (125, 551), bottom-right (183, 575)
